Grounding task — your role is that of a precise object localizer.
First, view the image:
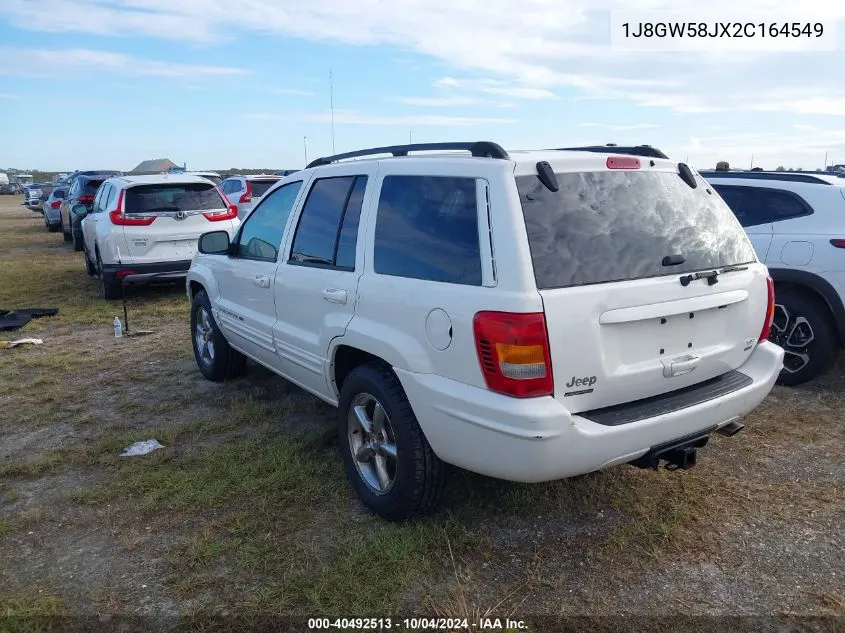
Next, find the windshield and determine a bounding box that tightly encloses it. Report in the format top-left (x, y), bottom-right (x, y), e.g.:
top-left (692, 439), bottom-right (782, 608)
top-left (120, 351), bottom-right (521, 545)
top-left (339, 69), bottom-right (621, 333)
top-left (81, 180), bottom-right (105, 196)
top-left (517, 170), bottom-right (757, 289)
top-left (125, 183), bottom-right (226, 214)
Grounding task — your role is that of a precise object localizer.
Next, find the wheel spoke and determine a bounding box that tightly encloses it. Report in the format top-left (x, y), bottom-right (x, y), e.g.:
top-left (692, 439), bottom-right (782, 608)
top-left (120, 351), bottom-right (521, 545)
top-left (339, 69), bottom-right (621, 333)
top-left (374, 455), bottom-right (391, 490)
top-left (378, 441), bottom-right (398, 460)
top-left (353, 405), bottom-right (373, 434)
top-left (372, 403), bottom-right (386, 435)
top-left (785, 317), bottom-right (814, 349)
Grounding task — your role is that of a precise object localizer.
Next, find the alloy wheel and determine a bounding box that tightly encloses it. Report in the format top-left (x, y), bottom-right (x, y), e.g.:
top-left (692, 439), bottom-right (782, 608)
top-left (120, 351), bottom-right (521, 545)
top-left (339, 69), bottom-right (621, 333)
top-left (194, 307), bottom-right (216, 367)
top-left (347, 393), bottom-right (398, 495)
top-left (769, 303), bottom-right (814, 375)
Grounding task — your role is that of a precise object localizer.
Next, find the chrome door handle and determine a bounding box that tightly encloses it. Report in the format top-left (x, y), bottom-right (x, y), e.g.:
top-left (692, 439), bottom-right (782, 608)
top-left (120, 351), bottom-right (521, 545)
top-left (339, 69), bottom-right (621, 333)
top-left (321, 288), bottom-right (347, 304)
top-left (253, 275), bottom-right (270, 288)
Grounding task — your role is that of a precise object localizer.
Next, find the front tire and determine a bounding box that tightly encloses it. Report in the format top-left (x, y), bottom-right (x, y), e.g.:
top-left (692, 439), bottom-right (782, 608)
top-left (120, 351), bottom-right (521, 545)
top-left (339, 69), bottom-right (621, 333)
top-left (190, 289), bottom-right (246, 382)
top-left (770, 289), bottom-right (837, 386)
top-left (338, 363), bottom-right (446, 521)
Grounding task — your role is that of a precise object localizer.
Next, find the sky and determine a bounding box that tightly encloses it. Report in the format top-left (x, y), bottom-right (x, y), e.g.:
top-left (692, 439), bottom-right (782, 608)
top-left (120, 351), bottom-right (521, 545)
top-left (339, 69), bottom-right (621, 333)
top-left (0, 0), bottom-right (844, 172)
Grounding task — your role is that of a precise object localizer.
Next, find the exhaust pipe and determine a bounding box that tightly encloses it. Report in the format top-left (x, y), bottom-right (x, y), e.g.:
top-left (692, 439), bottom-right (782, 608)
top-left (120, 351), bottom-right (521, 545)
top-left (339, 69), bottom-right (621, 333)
top-left (716, 419), bottom-right (745, 437)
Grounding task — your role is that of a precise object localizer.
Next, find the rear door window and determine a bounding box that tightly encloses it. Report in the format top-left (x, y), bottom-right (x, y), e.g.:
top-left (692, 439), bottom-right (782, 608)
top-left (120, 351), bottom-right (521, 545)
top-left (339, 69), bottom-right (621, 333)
top-left (373, 175), bottom-right (481, 285)
top-left (289, 175), bottom-right (367, 269)
top-left (518, 170), bottom-right (757, 289)
top-left (124, 183), bottom-right (227, 214)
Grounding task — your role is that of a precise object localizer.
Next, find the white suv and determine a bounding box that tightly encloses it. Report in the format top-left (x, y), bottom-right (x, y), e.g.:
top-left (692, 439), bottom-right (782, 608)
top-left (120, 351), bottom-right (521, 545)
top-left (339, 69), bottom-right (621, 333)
top-left (702, 170), bottom-right (845, 385)
top-left (186, 142), bottom-right (783, 521)
top-left (220, 174), bottom-right (282, 219)
top-left (79, 174), bottom-right (240, 300)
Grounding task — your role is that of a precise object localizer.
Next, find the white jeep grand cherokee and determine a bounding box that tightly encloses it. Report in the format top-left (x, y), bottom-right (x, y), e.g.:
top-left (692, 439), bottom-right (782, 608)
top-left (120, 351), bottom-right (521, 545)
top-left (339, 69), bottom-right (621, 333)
top-left (186, 141), bottom-right (784, 521)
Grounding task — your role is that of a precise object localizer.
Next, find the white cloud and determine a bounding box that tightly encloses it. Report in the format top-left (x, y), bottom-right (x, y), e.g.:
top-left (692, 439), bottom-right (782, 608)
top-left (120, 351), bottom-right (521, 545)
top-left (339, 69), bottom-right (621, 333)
top-left (434, 77), bottom-right (557, 100)
top-left (579, 122), bottom-right (659, 131)
top-left (269, 88), bottom-right (316, 96)
top-left (0, 93), bottom-right (22, 99)
top-left (2, 0), bottom-right (845, 119)
top-left (0, 47), bottom-right (248, 79)
top-left (250, 109), bottom-right (516, 126)
top-left (394, 96), bottom-right (479, 107)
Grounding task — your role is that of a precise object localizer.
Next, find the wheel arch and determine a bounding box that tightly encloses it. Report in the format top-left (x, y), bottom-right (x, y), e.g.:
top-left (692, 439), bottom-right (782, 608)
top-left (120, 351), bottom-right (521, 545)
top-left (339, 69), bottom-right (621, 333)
top-left (768, 268), bottom-right (844, 345)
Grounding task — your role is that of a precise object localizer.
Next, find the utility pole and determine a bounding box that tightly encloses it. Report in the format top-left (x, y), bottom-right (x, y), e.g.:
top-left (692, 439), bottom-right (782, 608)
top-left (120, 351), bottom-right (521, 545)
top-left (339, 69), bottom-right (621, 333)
top-left (329, 70), bottom-right (336, 154)
top-left (303, 136), bottom-right (308, 166)
top-left (409, 130), bottom-right (413, 144)
top-left (750, 154), bottom-right (754, 170)
top-left (824, 151), bottom-right (828, 169)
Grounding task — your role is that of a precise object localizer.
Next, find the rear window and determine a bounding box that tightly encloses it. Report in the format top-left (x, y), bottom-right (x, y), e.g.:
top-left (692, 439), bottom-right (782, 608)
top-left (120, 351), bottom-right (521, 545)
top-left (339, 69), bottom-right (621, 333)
top-left (249, 179), bottom-right (279, 198)
top-left (124, 183), bottom-right (226, 214)
top-left (81, 179), bottom-right (105, 196)
top-left (517, 170), bottom-right (757, 289)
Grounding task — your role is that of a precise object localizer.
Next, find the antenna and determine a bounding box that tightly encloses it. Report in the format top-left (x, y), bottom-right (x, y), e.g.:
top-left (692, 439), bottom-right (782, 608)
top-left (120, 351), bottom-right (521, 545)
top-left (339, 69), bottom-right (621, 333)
top-left (329, 70), bottom-right (336, 154)
top-left (750, 154), bottom-right (754, 170)
top-left (409, 130), bottom-right (412, 144)
top-left (303, 136), bottom-right (308, 166)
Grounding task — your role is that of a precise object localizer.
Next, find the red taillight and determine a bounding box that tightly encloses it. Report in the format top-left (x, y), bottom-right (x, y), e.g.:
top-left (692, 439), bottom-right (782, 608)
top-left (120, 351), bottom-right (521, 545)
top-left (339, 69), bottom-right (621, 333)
top-left (238, 181), bottom-right (252, 204)
top-left (830, 239), bottom-right (845, 249)
top-left (50, 200), bottom-right (61, 208)
top-left (473, 311), bottom-right (553, 398)
top-left (759, 276), bottom-right (775, 343)
top-left (606, 156), bottom-right (641, 169)
top-left (78, 195), bottom-right (95, 203)
top-left (203, 204), bottom-right (239, 222)
top-left (115, 270), bottom-right (137, 279)
top-left (109, 190), bottom-right (155, 226)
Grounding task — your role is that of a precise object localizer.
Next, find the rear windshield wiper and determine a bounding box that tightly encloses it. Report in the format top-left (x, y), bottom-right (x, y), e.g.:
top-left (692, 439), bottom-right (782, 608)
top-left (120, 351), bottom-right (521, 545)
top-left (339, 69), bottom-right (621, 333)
top-left (680, 265), bottom-right (749, 287)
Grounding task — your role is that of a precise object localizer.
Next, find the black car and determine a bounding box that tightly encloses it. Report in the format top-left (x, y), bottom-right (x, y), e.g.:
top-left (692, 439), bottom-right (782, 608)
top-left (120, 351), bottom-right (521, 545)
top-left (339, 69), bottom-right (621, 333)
top-left (0, 183), bottom-right (24, 195)
top-left (60, 175), bottom-right (109, 250)
top-left (59, 170), bottom-right (123, 188)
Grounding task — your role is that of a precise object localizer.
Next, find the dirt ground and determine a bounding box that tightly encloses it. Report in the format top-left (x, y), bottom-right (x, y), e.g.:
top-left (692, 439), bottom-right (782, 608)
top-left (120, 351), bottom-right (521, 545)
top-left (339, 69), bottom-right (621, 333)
top-left (0, 196), bottom-right (843, 632)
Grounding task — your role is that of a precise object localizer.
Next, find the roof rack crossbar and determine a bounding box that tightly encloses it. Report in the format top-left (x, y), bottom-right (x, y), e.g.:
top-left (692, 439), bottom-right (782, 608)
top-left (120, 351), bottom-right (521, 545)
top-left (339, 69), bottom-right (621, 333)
top-left (306, 141), bottom-right (509, 168)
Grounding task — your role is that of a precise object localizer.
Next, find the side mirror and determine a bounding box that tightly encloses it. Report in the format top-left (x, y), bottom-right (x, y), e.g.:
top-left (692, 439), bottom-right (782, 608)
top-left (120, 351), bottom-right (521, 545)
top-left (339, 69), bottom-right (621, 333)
top-left (198, 230), bottom-right (231, 255)
top-left (71, 204), bottom-right (87, 216)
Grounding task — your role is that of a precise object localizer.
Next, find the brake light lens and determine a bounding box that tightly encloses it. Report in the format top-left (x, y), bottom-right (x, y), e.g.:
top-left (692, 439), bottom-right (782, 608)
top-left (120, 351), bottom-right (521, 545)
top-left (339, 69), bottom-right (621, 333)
top-left (473, 311), bottom-right (553, 398)
top-left (115, 270), bottom-right (137, 279)
top-left (50, 200), bottom-right (61, 209)
top-left (203, 204), bottom-right (239, 222)
top-left (830, 239), bottom-right (845, 249)
top-left (238, 181), bottom-right (252, 204)
top-left (78, 195), bottom-right (95, 203)
top-left (606, 156), bottom-right (641, 169)
top-left (759, 276), bottom-right (775, 343)
top-left (109, 190), bottom-right (156, 226)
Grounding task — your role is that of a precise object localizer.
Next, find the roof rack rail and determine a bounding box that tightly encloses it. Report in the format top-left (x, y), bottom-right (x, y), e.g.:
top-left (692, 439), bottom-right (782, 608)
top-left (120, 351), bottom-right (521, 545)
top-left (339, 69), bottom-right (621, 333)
top-left (698, 170), bottom-right (834, 185)
top-left (306, 141), bottom-right (509, 169)
top-left (557, 144), bottom-right (669, 159)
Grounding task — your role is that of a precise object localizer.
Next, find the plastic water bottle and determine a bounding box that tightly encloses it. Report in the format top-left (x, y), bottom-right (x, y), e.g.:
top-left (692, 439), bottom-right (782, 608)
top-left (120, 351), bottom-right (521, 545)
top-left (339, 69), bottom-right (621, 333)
top-left (113, 316), bottom-right (123, 338)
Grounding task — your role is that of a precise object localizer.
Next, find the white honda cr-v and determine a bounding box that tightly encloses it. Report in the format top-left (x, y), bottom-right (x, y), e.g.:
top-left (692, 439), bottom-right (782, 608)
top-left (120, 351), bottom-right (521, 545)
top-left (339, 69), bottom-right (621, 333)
top-left (79, 174), bottom-right (240, 299)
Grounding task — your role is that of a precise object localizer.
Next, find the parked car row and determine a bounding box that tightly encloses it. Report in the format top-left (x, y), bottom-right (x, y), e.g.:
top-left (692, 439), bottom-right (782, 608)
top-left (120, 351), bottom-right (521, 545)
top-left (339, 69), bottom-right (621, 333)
top-left (23, 143), bottom-right (845, 521)
top-left (0, 182), bottom-right (25, 195)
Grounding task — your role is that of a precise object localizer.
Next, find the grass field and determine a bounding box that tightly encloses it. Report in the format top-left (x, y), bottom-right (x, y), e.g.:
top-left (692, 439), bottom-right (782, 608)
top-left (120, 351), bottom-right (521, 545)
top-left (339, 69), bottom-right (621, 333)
top-left (0, 195), bottom-right (843, 629)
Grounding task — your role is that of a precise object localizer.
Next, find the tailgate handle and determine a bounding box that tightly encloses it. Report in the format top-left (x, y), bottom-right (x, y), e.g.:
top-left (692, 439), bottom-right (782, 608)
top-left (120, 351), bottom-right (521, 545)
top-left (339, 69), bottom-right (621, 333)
top-left (663, 354), bottom-right (700, 378)
top-left (322, 288), bottom-right (347, 304)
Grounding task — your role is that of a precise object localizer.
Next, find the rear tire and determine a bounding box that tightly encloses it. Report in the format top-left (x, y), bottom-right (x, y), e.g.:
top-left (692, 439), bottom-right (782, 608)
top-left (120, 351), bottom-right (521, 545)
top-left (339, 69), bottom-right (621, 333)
top-left (770, 288), bottom-right (837, 386)
top-left (62, 225), bottom-right (72, 242)
top-left (85, 249), bottom-right (97, 276)
top-left (190, 289), bottom-right (246, 382)
top-left (97, 254), bottom-right (121, 301)
top-left (338, 363), bottom-right (446, 521)
top-left (48, 223), bottom-right (60, 233)
top-left (72, 230), bottom-right (83, 252)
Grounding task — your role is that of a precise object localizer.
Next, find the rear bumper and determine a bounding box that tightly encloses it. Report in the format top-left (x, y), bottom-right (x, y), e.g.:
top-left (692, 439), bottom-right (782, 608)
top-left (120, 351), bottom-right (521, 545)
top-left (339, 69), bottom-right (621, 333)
top-left (102, 260), bottom-right (193, 285)
top-left (396, 341), bottom-right (784, 483)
